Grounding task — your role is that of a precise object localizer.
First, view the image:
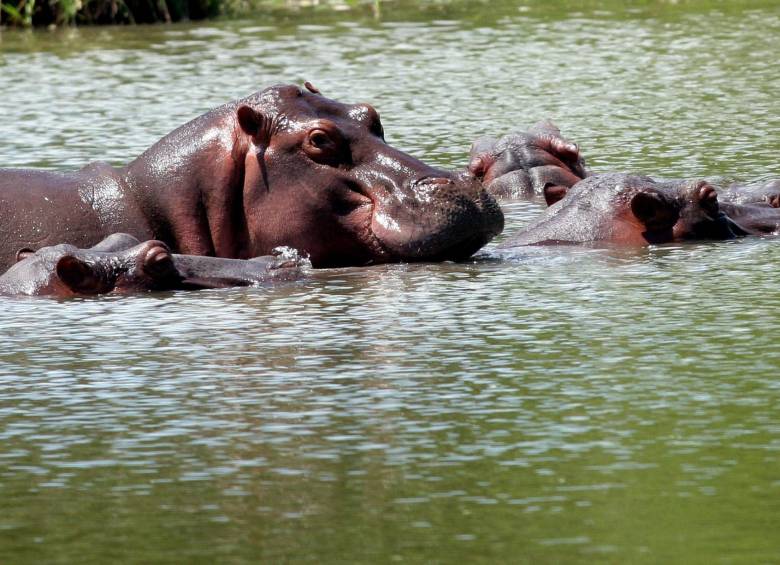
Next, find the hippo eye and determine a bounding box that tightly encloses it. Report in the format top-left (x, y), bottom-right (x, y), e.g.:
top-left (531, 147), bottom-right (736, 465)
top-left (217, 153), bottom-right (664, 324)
top-left (310, 130), bottom-right (331, 149)
top-left (304, 127), bottom-right (348, 166)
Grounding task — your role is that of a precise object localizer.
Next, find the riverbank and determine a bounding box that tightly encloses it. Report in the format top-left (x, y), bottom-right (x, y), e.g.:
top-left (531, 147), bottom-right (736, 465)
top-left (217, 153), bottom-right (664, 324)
top-left (0, 0), bottom-right (378, 27)
top-left (2, 0), bottom-right (776, 28)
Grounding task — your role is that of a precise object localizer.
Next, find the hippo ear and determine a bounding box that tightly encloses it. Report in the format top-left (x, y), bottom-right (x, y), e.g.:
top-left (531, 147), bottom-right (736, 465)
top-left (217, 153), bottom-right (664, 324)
top-left (237, 105), bottom-right (270, 143)
top-left (543, 185), bottom-right (569, 206)
top-left (303, 81), bottom-right (321, 94)
top-left (467, 153), bottom-right (493, 180)
top-left (631, 191), bottom-right (679, 231)
top-left (56, 256), bottom-right (100, 294)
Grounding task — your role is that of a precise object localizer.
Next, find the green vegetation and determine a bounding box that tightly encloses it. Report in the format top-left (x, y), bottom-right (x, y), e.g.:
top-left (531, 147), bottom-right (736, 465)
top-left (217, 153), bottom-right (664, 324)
top-left (0, 0), bottom-right (221, 26)
top-left (0, 0), bottom-right (777, 28)
top-left (0, 0), bottom-right (370, 26)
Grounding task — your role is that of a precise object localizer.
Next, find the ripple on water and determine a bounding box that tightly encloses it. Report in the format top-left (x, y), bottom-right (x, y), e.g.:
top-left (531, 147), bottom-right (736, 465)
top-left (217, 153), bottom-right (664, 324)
top-left (1, 3), bottom-right (780, 562)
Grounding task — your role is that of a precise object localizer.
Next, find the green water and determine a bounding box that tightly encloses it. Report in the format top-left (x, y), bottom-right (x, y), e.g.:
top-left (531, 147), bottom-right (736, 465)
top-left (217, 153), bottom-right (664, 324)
top-left (1, 1), bottom-right (779, 562)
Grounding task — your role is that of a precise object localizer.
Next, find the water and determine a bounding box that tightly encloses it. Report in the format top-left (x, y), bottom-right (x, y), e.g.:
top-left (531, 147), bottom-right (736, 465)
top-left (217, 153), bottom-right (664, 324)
top-left (1, 1), bottom-right (780, 562)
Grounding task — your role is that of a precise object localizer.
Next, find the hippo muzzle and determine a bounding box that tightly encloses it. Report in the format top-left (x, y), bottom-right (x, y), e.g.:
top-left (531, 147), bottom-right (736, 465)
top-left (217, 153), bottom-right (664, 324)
top-left (368, 170), bottom-right (504, 261)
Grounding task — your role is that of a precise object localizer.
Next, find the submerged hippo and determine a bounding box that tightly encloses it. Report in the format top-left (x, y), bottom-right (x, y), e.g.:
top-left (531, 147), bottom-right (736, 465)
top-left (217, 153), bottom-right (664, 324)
top-left (719, 179), bottom-right (780, 208)
top-left (1, 234), bottom-right (307, 297)
top-left (0, 82), bottom-right (526, 272)
top-left (500, 173), bottom-right (746, 247)
top-left (468, 121), bottom-right (589, 202)
top-left (471, 127), bottom-right (780, 217)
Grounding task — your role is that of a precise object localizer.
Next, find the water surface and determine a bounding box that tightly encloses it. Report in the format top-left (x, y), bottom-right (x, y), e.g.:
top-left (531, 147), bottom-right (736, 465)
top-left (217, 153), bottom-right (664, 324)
top-left (1, 1), bottom-right (779, 562)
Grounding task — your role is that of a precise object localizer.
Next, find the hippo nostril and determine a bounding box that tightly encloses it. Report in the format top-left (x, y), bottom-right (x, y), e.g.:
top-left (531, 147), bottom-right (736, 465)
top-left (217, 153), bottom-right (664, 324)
top-left (700, 185), bottom-right (716, 200)
top-left (468, 158), bottom-right (484, 177)
top-left (15, 248), bottom-right (36, 262)
top-left (410, 176), bottom-right (457, 195)
top-left (413, 176), bottom-right (452, 187)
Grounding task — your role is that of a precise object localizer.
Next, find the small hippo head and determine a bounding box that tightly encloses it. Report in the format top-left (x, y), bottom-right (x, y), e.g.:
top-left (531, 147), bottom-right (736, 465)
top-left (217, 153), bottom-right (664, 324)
top-left (634, 179), bottom-right (738, 242)
top-left (1, 240), bottom-right (180, 296)
top-left (468, 122), bottom-right (587, 195)
top-left (231, 83), bottom-right (504, 266)
top-left (503, 173), bottom-right (740, 247)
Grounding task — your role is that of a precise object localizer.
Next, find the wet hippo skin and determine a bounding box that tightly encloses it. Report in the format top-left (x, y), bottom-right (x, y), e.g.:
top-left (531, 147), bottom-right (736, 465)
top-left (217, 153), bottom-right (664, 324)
top-left (0, 82), bottom-right (506, 272)
top-left (499, 173), bottom-right (752, 247)
top-left (1, 234), bottom-right (307, 297)
top-left (468, 121), bottom-right (589, 202)
top-left (718, 179), bottom-right (780, 208)
top-left (471, 127), bottom-right (780, 215)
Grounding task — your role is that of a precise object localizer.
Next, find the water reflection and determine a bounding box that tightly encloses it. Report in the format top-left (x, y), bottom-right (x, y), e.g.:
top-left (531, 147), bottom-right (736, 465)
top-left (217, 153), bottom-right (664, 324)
top-left (2, 2), bottom-right (780, 562)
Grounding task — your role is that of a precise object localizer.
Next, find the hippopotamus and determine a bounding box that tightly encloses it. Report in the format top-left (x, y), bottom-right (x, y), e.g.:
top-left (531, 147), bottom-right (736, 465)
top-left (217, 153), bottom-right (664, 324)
top-left (0, 82), bottom-right (529, 272)
top-left (500, 173), bottom-right (746, 247)
top-left (475, 127), bottom-right (780, 216)
top-left (0, 233), bottom-right (307, 297)
top-left (719, 179), bottom-right (780, 208)
top-left (468, 121), bottom-right (589, 202)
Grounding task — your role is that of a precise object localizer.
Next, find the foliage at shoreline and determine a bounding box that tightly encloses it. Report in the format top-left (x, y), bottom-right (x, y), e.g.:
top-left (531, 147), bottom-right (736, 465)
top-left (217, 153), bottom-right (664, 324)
top-left (0, 0), bottom-right (369, 26)
top-left (0, 0), bottom-right (775, 28)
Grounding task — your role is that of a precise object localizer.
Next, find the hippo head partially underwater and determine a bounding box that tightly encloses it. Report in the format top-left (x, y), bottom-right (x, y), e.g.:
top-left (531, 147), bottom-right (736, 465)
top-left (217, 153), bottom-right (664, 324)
top-left (0, 83), bottom-right (506, 271)
top-left (127, 82), bottom-right (505, 268)
top-left (0, 234), bottom-right (307, 297)
top-left (468, 121), bottom-right (588, 201)
top-left (1, 236), bottom-right (183, 296)
top-left (501, 173), bottom-right (743, 247)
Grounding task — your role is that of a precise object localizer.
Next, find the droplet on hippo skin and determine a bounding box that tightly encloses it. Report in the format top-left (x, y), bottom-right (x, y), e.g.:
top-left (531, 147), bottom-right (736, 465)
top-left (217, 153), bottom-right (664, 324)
top-left (269, 246), bottom-right (311, 270)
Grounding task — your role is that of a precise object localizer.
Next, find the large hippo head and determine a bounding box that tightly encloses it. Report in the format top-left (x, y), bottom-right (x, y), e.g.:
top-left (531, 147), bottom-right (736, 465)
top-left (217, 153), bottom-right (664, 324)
top-left (501, 173), bottom-right (742, 247)
top-left (227, 83), bottom-right (504, 267)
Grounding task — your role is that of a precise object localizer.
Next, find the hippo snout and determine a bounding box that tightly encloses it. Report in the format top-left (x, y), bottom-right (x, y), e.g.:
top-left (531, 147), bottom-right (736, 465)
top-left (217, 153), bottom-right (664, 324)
top-left (371, 169), bottom-right (503, 262)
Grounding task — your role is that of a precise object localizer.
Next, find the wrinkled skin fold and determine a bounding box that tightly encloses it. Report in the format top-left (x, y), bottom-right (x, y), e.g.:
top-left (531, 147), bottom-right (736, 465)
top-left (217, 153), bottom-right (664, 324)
top-left (0, 83), bottom-right (504, 271)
